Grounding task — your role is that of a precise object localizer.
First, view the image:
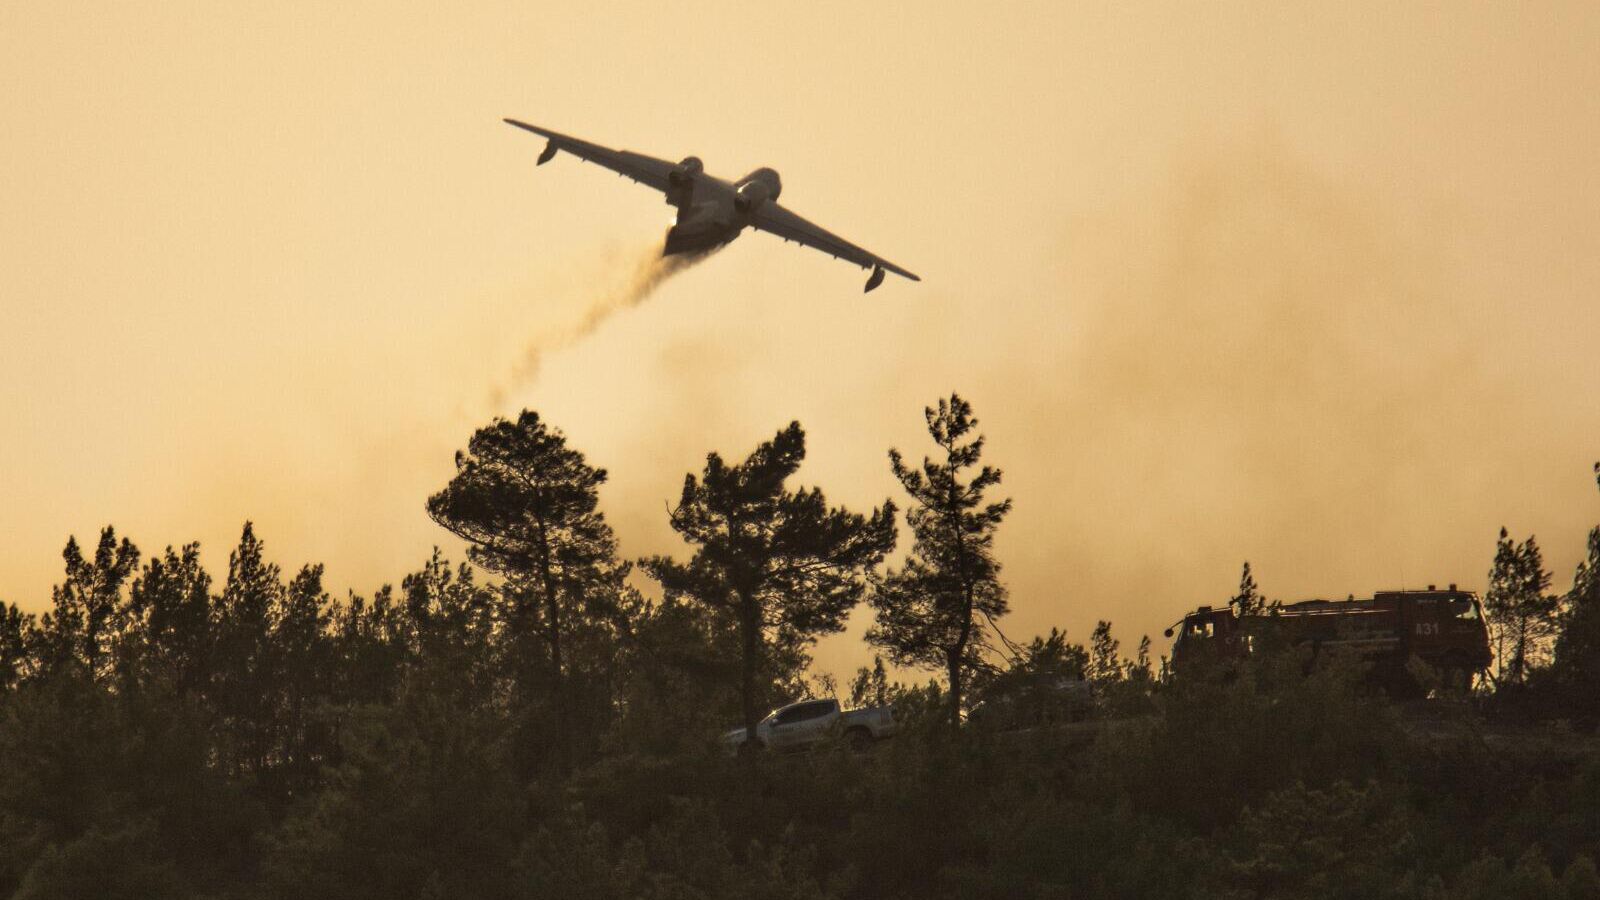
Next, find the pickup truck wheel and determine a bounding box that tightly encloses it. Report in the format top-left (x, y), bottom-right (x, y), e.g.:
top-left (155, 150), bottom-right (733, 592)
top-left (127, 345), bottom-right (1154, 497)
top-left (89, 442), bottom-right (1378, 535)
top-left (846, 727), bottom-right (873, 752)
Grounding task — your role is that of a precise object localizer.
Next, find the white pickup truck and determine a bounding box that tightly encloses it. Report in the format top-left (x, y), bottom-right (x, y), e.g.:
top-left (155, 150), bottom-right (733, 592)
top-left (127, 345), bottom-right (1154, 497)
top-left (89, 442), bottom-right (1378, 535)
top-left (721, 698), bottom-right (898, 753)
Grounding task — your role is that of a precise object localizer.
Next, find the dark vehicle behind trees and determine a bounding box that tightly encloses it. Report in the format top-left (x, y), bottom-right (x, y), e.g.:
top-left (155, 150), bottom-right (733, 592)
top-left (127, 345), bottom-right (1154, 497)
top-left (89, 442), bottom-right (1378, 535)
top-left (967, 673), bottom-right (1093, 731)
top-left (1168, 586), bottom-right (1492, 694)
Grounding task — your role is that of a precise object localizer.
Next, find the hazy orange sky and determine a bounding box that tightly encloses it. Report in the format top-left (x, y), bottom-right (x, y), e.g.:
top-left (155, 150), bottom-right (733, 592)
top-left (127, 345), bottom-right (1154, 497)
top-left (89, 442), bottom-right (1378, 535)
top-left (4, 2), bottom-right (1598, 680)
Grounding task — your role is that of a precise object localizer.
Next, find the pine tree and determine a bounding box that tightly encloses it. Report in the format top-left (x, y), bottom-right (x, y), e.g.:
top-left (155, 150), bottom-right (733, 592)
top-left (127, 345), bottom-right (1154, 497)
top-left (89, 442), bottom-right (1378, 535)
top-left (427, 410), bottom-right (624, 769)
top-left (867, 394), bottom-right (1012, 728)
top-left (1486, 527), bottom-right (1558, 685)
top-left (330, 585), bottom-right (409, 708)
top-left (400, 550), bottom-right (498, 703)
top-left (276, 563), bottom-right (333, 788)
top-left (211, 522), bottom-right (285, 775)
top-left (126, 543), bottom-right (214, 697)
top-left (645, 422), bottom-right (897, 748)
top-left (1127, 635), bottom-right (1155, 684)
top-left (36, 528), bottom-right (140, 681)
top-left (972, 627), bottom-right (1091, 729)
top-left (1519, 536), bottom-right (1558, 671)
top-left (0, 602), bottom-right (33, 693)
top-left (1017, 628), bottom-right (1090, 680)
top-left (1487, 527), bottom-right (1517, 682)
top-left (1088, 621), bottom-right (1123, 685)
top-left (849, 656), bottom-right (892, 708)
top-left (1230, 561), bottom-right (1265, 617)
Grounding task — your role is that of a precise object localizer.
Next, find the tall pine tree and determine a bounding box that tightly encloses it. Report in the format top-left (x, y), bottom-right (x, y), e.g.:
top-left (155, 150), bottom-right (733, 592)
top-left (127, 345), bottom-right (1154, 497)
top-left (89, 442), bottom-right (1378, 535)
top-left (1486, 527), bottom-right (1558, 685)
top-left (36, 528), bottom-right (139, 682)
top-left (1088, 621), bottom-right (1123, 685)
top-left (1230, 561), bottom-right (1265, 617)
top-left (211, 522), bottom-right (285, 775)
top-left (645, 422), bottom-right (896, 748)
top-left (868, 394), bottom-right (1012, 728)
top-left (426, 410), bottom-right (624, 770)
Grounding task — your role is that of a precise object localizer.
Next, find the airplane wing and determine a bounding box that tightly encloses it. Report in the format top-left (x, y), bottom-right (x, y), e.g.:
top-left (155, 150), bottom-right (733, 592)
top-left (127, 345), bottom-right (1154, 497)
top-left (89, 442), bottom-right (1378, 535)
top-left (503, 119), bottom-right (675, 193)
top-left (748, 202), bottom-right (920, 291)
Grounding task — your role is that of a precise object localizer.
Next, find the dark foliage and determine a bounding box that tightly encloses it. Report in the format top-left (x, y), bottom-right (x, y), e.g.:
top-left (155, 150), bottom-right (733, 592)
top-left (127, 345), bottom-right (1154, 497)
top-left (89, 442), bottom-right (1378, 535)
top-left (2, 423), bottom-right (1599, 898)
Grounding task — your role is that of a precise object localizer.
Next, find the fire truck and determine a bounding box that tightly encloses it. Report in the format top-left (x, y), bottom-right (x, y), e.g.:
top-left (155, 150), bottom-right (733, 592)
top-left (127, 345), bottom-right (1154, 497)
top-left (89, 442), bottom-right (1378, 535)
top-left (1166, 585), bottom-right (1492, 692)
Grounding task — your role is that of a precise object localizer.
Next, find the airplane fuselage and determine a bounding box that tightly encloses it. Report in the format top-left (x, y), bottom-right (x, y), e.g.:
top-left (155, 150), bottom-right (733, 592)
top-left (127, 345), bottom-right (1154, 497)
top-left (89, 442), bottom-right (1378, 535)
top-left (662, 167), bottom-right (782, 257)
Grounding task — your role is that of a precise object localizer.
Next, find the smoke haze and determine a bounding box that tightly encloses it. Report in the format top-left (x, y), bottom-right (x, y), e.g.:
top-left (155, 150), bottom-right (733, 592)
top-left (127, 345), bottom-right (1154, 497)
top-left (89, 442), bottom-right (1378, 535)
top-left (490, 238), bottom-right (720, 408)
top-left (1007, 139), bottom-right (1512, 631)
top-left (4, 2), bottom-right (1598, 686)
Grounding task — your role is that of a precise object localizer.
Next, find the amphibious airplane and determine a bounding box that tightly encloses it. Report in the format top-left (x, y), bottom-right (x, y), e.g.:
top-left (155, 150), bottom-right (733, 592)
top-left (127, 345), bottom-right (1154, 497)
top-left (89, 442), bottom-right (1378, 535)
top-left (504, 119), bottom-right (920, 292)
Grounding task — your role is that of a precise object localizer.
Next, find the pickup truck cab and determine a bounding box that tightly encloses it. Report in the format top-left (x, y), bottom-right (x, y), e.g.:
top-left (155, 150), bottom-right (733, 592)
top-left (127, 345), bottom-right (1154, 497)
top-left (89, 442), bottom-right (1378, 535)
top-left (722, 698), bottom-right (897, 753)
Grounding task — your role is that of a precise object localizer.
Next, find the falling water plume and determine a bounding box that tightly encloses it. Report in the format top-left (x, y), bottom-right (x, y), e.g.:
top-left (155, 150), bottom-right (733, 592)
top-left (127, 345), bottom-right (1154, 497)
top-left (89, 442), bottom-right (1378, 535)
top-left (489, 236), bottom-right (720, 408)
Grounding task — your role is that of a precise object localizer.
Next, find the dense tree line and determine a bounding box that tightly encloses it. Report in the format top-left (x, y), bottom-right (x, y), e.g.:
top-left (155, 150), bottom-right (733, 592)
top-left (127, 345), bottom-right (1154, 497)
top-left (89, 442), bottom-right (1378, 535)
top-left (2, 400), bottom-right (1599, 898)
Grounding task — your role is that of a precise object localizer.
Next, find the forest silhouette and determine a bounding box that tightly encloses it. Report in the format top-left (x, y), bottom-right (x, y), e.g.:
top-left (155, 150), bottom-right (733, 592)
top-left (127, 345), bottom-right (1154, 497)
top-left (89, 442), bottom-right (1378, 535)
top-left (3, 399), bottom-right (1600, 899)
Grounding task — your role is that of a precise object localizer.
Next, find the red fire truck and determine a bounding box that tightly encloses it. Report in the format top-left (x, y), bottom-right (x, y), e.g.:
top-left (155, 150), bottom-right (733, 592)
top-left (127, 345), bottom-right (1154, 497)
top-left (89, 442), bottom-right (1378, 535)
top-left (1166, 585), bottom-right (1492, 692)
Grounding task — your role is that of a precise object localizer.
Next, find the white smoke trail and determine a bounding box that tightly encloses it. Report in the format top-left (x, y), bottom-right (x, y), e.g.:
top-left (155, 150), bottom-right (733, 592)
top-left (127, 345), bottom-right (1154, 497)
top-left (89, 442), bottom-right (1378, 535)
top-left (490, 236), bottom-right (719, 408)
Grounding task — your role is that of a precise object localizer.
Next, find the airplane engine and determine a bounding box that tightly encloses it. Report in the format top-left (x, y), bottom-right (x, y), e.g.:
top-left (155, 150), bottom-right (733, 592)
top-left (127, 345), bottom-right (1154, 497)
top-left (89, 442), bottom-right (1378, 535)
top-left (735, 180), bottom-right (771, 212)
top-left (669, 156), bottom-right (704, 185)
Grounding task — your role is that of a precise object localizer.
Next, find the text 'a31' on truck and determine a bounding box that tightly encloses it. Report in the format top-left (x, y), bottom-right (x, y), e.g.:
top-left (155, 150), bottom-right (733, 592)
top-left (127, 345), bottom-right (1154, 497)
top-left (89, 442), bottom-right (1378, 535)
top-left (721, 698), bottom-right (898, 754)
top-left (1164, 585), bottom-right (1493, 696)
